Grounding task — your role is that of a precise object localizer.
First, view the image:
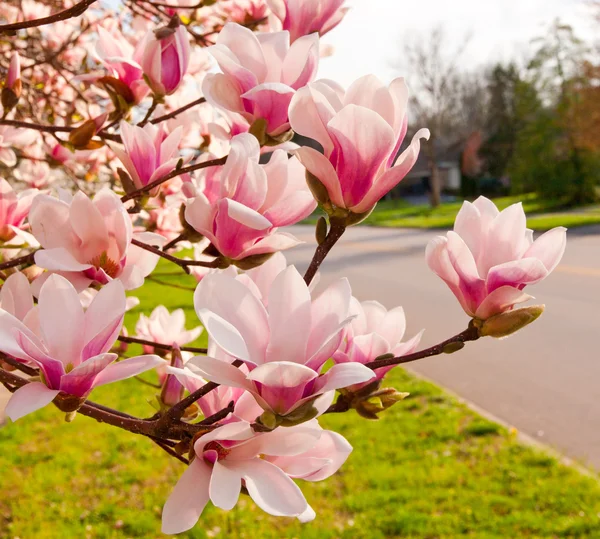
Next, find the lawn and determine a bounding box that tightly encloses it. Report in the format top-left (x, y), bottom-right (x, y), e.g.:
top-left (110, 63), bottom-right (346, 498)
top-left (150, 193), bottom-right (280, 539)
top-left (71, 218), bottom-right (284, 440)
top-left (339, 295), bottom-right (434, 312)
top-left (1, 266), bottom-right (600, 538)
top-left (309, 194), bottom-right (600, 231)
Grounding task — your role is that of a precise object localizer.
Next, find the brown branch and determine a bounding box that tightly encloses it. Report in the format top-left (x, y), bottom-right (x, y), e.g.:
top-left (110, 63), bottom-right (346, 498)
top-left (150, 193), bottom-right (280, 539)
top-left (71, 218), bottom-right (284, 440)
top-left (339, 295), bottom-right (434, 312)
top-left (0, 252), bottom-right (36, 271)
top-left (0, 119), bottom-right (121, 142)
top-left (121, 155), bottom-right (227, 202)
top-left (0, 0), bottom-right (97, 33)
top-left (131, 238), bottom-right (222, 272)
top-left (303, 221), bottom-right (346, 285)
top-left (117, 335), bottom-right (207, 354)
top-left (197, 401), bottom-right (235, 426)
top-left (138, 96), bottom-right (160, 128)
top-left (151, 97), bottom-right (206, 124)
top-left (364, 324), bottom-right (481, 370)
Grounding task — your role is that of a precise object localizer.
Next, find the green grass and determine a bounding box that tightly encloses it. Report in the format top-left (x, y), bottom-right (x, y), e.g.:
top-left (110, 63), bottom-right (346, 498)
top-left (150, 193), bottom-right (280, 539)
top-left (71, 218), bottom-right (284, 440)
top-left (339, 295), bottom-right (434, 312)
top-left (2, 264), bottom-right (600, 538)
top-left (309, 194), bottom-right (600, 231)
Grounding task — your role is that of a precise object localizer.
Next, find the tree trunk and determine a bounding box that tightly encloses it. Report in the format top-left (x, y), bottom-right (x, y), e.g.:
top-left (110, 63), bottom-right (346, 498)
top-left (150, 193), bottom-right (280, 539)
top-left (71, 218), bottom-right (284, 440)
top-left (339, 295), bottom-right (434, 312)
top-left (429, 157), bottom-right (442, 208)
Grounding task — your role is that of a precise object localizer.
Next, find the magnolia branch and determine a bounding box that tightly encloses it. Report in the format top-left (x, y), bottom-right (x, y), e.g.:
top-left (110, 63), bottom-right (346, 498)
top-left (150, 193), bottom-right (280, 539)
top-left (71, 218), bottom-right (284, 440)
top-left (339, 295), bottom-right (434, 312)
top-left (121, 155), bottom-right (227, 202)
top-left (0, 119), bottom-right (121, 142)
top-left (0, 0), bottom-right (97, 33)
top-left (364, 323), bottom-right (481, 370)
top-left (303, 220), bottom-right (346, 285)
top-left (117, 335), bottom-right (208, 355)
top-left (131, 239), bottom-right (222, 272)
top-left (151, 97), bottom-right (206, 124)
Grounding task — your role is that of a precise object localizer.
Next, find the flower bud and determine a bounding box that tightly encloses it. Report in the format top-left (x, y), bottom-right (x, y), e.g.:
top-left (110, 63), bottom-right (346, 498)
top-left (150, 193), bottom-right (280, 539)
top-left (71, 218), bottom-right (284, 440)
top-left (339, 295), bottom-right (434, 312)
top-left (138, 17), bottom-right (190, 96)
top-left (480, 305), bottom-right (545, 339)
top-left (160, 345), bottom-right (185, 407)
top-left (1, 53), bottom-right (21, 113)
top-left (232, 253), bottom-right (273, 271)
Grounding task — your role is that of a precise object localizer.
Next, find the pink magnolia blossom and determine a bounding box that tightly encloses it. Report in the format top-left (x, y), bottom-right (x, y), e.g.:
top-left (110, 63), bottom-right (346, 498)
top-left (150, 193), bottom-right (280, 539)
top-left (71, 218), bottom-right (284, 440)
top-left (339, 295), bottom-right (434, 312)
top-left (0, 275), bottom-right (164, 421)
top-left (289, 75), bottom-right (430, 215)
top-left (93, 27), bottom-right (149, 104)
top-left (137, 19), bottom-right (190, 96)
top-left (334, 299), bottom-right (423, 388)
top-left (135, 305), bottom-right (203, 354)
top-left (0, 179), bottom-right (38, 242)
top-left (190, 265), bottom-right (374, 419)
top-left (202, 23), bottom-right (319, 136)
top-left (184, 134), bottom-right (315, 263)
top-left (29, 189), bottom-right (164, 291)
top-left (426, 196), bottom-right (567, 320)
top-left (162, 420), bottom-right (349, 533)
top-left (110, 121), bottom-right (183, 195)
top-left (267, 0), bottom-right (348, 43)
top-left (6, 52), bottom-right (20, 91)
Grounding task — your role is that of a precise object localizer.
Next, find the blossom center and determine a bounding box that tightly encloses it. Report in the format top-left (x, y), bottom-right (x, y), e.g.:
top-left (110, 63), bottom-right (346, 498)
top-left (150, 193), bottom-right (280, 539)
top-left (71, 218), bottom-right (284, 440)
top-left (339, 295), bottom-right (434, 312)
top-left (202, 441), bottom-right (230, 464)
top-left (88, 251), bottom-right (120, 278)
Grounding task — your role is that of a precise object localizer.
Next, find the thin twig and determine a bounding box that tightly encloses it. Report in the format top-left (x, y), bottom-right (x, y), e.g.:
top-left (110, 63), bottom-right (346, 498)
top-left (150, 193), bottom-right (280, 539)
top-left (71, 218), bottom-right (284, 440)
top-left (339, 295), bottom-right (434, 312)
top-left (0, 0), bottom-right (97, 33)
top-left (131, 238), bottom-right (221, 272)
top-left (121, 155), bottom-right (227, 202)
top-left (0, 252), bottom-right (36, 271)
top-left (151, 97), bottom-right (206, 124)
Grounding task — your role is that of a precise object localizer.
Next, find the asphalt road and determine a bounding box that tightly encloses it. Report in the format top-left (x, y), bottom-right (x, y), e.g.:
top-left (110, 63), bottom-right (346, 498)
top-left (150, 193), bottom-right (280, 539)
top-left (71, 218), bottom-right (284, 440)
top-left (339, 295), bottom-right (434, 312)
top-left (285, 224), bottom-right (600, 469)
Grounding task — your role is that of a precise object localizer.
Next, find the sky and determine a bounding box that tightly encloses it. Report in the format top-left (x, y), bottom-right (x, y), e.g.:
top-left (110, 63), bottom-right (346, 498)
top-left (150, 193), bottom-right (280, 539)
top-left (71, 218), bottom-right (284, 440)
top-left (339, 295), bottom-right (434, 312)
top-left (318, 0), bottom-right (594, 87)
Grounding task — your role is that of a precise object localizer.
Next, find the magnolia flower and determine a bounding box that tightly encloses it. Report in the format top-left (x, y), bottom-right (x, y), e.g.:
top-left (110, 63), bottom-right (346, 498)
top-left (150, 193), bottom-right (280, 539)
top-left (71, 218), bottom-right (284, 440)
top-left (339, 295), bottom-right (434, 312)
top-left (202, 23), bottom-right (319, 137)
top-left (334, 299), bottom-right (423, 388)
top-left (0, 179), bottom-right (38, 242)
top-left (426, 197), bottom-right (567, 319)
top-left (0, 275), bottom-right (164, 421)
top-left (14, 160), bottom-right (55, 189)
top-left (135, 305), bottom-right (203, 354)
top-left (29, 189), bottom-right (164, 291)
top-left (267, 0), bottom-right (348, 42)
top-left (289, 75), bottom-right (429, 216)
top-left (190, 266), bottom-right (374, 421)
top-left (162, 420), bottom-right (349, 533)
top-left (93, 27), bottom-right (149, 104)
top-left (111, 121), bottom-right (183, 195)
top-left (184, 134), bottom-right (315, 264)
top-left (137, 18), bottom-right (190, 96)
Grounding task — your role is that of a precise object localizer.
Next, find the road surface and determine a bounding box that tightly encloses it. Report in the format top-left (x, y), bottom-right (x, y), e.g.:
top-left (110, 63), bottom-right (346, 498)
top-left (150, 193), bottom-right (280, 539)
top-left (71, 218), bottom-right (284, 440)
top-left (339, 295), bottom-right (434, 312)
top-left (285, 224), bottom-right (600, 469)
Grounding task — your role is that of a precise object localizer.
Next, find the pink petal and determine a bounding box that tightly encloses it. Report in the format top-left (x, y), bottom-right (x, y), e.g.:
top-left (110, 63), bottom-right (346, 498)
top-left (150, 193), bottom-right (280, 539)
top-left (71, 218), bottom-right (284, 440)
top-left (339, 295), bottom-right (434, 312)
top-left (0, 272), bottom-right (33, 321)
top-left (161, 458), bottom-right (211, 535)
top-left (5, 382), bottom-right (60, 422)
top-left (314, 362), bottom-right (375, 393)
top-left (474, 286), bottom-right (534, 320)
top-left (187, 355), bottom-right (252, 389)
top-left (486, 258), bottom-right (548, 293)
top-left (241, 83), bottom-right (295, 135)
top-left (194, 272), bottom-right (269, 363)
top-left (266, 266), bottom-right (311, 363)
top-left (282, 33), bottom-right (319, 90)
top-left (523, 227), bottom-right (567, 273)
top-left (92, 354), bottom-right (164, 387)
top-left (209, 462), bottom-right (242, 511)
top-left (292, 146), bottom-right (344, 207)
top-left (230, 458), bottom-right (308, 517)
top-left (350, 128), bottom-right (429, 214)
top-left (34, 248), bottom-right (91, 272)
top-left (38, 274), bottom-right (85, 366)
top-left (59, 353), bottom-right (117, 397)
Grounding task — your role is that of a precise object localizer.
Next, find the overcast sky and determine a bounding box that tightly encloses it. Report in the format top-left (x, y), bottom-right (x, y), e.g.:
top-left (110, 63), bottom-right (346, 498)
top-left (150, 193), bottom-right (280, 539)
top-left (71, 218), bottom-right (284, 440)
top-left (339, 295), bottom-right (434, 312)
top-left (318, 0), bottom-right (594, 87)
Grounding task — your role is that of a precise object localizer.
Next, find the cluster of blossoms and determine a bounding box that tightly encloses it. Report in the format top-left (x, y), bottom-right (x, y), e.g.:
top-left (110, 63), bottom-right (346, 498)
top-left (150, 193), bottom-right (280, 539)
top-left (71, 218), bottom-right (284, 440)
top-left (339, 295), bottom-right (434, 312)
top-left (0, 0), bottom-right (567, 535)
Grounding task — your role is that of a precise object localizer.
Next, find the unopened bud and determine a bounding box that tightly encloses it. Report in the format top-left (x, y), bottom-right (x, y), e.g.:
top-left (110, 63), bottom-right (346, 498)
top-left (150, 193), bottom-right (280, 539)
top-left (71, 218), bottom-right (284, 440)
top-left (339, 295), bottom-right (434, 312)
top-left (351, 386), bottom-right (409, 419)
top-left (480, 305), bottom-right (545, 338)
top-left (315, 216), bottom-right (328, 245)
top-left (1, 87), bottom-right (19, 113)
top-left (306, 171), bottom-right (330, 205)
top-left (278, 400), bottom-right (319, 427)
top-left (160, 345), bottom-right (185, 407)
